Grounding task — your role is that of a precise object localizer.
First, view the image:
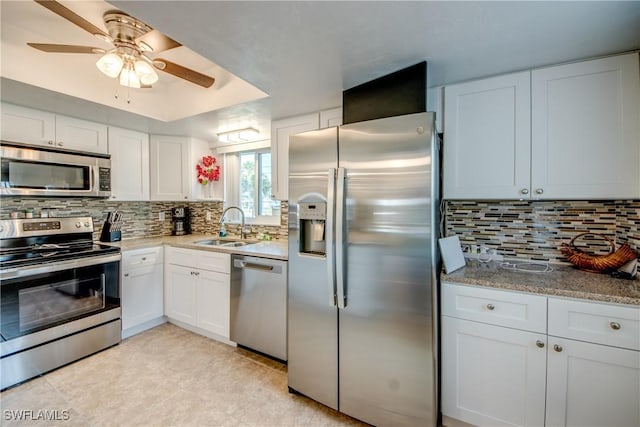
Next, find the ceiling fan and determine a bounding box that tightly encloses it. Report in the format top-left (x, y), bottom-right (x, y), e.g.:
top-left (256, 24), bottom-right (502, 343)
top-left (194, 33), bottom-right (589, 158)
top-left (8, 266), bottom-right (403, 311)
top-left (27, 0), bottom-right (215, 89)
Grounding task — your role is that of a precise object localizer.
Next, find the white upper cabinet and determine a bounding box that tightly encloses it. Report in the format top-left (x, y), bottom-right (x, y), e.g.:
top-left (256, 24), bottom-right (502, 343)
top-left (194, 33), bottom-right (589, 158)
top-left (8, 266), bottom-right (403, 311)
top-left (270, 113), bottom-right (320, 201)
top-left (531, 53), bottom-right (640, 199)
top-left (1, 103), bottom-right (55, 146)
top-left (108, 127), bottom-right (150, 201)
top-left (1, 103), bottom-right (108, 154)
top-left (54, 115), bottom-right (108, 154)
top-left (443, 52), bottom-right (640, 200)
top-left (443, 72), bottom-right (531, 199)
top-left (149, 135), bottom-right (190, 201)
top-left (319, 107), bottom-right (343, 128)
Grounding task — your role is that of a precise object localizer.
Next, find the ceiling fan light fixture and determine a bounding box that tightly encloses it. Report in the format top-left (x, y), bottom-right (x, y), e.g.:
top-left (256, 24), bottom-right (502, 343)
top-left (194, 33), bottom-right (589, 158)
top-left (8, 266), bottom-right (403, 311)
top-left (96, 52), bottom-right (123, 78)
top-left (119, 64), bottom-right (141, 88)
top-left (134, 59), bottom-right (159, 85)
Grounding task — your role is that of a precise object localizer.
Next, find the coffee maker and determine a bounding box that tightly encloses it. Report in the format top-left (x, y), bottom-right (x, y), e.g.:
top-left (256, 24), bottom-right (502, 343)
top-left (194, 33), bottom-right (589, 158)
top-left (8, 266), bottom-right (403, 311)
top-left (171, 207), bottom-right (191, 236)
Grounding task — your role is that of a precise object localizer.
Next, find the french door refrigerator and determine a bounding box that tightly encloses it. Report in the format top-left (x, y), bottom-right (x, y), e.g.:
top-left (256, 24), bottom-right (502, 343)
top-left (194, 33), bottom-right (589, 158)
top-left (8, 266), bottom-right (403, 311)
top-left (288, 112), bottom-right (439, 426)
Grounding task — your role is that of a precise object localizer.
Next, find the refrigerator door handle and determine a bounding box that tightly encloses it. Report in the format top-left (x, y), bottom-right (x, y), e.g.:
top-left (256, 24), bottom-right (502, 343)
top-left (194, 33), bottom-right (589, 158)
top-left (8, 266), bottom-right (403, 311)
top-left (335, 167), bottom-right (347, 309)
top-left (326, 168), bottom-right (337, 307)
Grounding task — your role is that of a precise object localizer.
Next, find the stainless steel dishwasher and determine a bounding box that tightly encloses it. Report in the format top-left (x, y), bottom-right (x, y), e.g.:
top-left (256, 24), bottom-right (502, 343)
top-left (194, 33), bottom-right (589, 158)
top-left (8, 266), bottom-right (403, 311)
top-left (230, 255), bottom-right (288, 361)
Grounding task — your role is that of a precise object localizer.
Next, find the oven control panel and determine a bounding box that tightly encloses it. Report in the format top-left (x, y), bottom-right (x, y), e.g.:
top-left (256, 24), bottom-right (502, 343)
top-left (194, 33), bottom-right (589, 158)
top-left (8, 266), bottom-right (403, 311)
top-left (0, 217), bottom-right (94, 239)
top-left (23, 221), bottom-right (61, 232)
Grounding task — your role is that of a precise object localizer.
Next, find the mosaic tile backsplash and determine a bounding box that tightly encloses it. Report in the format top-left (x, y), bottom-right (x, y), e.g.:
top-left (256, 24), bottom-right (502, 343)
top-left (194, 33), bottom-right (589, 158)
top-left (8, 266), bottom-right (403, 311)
top-left (0, 198), bottom-right (288, 241)
top-left (445, 200), bottom-right (640, 264)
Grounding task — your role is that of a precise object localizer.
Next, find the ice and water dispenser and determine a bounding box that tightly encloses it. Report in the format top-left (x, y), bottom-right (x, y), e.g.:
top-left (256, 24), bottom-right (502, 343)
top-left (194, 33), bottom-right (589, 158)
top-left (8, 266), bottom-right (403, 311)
top-left (298, 202), bottom-right (327, 255)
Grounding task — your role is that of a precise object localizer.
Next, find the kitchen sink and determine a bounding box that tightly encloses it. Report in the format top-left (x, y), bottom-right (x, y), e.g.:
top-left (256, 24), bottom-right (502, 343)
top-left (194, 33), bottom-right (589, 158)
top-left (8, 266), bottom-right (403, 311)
top-left (193, 239), bottom-right (250, 247)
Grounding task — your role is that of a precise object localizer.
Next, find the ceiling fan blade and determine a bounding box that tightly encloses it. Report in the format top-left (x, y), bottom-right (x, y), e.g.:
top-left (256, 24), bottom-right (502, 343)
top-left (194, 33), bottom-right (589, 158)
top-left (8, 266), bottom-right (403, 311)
top-left (35, 0), bottom-right (108, 38)
top-left (27, 43), bottom-right (105, 54)
top-left (153, 59), bottom-right (215, 88)
top-left (136, 30), bottom-right (181, 53)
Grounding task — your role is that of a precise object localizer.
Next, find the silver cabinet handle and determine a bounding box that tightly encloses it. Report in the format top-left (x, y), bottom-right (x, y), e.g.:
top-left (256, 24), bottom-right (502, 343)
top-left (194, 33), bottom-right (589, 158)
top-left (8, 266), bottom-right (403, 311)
top-left (520, 189), bottom-right (529, 195)
top-left (47, 140), bottom-right (54, 145)
top-left (536, 340), bottom-right (545, 348)
top-left (57, 141), bottom-right (64, 147)
top-left (486, 303), bottom-right (495, 311)
top-left (610, 322), bottom-right (621, 330)
top-left (554, 344), bottom-right (563, 352)
top-left (142, 257), bottom-right (147, 261)
top-left (535, 188), bottom-right (543, 195)
top-left (124, 273), bottom-right (129, 278)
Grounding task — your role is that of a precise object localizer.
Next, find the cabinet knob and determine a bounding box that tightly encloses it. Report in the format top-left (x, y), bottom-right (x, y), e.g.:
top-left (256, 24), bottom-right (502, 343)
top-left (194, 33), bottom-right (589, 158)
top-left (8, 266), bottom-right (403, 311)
top-left (111, 196), bottom-right (116, 199)
top-left (553, 344), bottom-right (563, 352)
top-left (610, 322), bottom-right (621, 330)
top-left (535, 188), bottom-right (544, 195)
top-left (486, 303), bottom-right (495, 311)
top-left (47, 140), bottom-right (54, 145)
top-left (142, 257), bottom-right (147, 261)
top-left (184, 196), bottom-right (188, 199)
top-left (57, 141), bottom-right (64, 147)
top-left (536, 340), bottom-right (545, 348)
top-left (124, 273), bottom-right (129, 277)
top-left (520, 189), bottom-right (529, 195)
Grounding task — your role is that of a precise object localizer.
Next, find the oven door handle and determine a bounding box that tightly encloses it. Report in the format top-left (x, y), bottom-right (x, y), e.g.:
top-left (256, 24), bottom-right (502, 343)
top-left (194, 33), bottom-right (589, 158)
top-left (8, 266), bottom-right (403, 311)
top-left (0, 253), bottom-right (121, 280)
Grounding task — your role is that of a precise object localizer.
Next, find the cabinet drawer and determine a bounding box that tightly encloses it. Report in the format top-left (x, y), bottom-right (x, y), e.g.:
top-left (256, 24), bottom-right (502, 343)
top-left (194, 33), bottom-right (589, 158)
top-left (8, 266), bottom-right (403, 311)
top-left (548, 298), bottom-right (640, 351)
top-left (442, 282), bottom-right (547, 333)
top-left (123, 246), bottom-right (163, 270)
top-left (165, 247), bottom-right (230, 274)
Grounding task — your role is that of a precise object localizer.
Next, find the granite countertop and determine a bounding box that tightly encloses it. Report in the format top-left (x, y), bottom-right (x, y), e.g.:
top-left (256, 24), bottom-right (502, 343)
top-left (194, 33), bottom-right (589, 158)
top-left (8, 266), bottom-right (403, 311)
top-left (442, 260), bottom-right (640, 306)
top-left (104, 234), bottom-right (288, 261)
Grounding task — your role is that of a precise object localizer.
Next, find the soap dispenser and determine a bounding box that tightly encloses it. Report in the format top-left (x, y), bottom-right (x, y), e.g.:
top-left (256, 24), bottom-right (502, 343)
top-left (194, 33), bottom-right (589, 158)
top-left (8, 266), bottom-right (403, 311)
top-left (219, 223), bottom-right (227, 237)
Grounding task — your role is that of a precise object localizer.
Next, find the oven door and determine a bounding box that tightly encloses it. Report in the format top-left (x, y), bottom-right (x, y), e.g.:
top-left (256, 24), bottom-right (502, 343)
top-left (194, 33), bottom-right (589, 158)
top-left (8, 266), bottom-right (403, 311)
top-left (0, 253), bottom-right (121, 352)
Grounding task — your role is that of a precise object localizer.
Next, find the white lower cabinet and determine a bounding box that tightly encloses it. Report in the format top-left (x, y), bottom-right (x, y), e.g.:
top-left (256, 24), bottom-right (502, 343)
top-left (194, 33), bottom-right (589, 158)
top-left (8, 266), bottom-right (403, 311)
top-left (121, 247), bottom-right (165, 338)
top-left (164, 247), bottom-right (231, 341)
top-left (442, 282), bottom-right (640, 427)
top-left (545, 338), bottom-right (640, 427)
top-left (442, 317), bottom-right (547, 427)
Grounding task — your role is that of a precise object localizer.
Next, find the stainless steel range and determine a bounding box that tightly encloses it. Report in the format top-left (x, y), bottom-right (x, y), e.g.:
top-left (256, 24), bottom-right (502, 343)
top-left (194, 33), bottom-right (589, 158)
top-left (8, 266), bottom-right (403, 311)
top-left (0, 217), bottom-right (121, 390)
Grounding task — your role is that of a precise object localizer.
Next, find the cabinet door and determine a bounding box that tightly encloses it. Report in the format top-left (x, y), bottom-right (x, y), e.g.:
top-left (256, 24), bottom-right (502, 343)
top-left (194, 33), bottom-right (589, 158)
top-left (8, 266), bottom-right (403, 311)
top-left (270, 113), bottom-right (319, 201)
top-left (546, 338), bottom-right (640, 427)
top-left (121, 264), bottom-right (163, 330)
top-left (531, 53), bottom-right (640, 199)
top-left (443, 72), bottom-right (531, 199)
top-left (149, 135), bottom-right (190, 201)
top-left (1, 103), bottom-right (55, 147)
top-left (164, 264), bottom-right (197, 326)
top-left (196, 270), bottom-right (230, 338)
top-left (441, 316), bottom-right (547, 427)
top-left (108, 127), bottom-right (150, 201)
top-left (55, 115), bottom-right (108, 153)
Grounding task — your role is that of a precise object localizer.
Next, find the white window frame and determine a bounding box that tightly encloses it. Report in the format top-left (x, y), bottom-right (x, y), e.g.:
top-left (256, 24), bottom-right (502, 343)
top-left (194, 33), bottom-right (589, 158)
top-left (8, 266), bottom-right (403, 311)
top-left (223, 148), bottom-right (280, 226)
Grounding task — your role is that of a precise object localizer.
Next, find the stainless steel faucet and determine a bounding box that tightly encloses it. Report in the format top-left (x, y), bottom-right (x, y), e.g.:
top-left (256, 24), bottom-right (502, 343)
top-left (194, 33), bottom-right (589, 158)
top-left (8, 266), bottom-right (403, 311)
top-left (219, 206), bottom-right (247, 239)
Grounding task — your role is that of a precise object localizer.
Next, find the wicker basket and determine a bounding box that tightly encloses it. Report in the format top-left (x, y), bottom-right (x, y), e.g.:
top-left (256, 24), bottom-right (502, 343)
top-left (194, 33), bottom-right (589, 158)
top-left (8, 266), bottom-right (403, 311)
top-left (560, 232), bottom-right (638, 273)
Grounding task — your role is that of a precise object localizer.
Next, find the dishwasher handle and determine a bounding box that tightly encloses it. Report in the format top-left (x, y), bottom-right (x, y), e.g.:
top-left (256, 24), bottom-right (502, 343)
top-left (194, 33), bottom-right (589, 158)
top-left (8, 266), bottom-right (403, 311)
top-left (233, 258), bottom-right (282, 274)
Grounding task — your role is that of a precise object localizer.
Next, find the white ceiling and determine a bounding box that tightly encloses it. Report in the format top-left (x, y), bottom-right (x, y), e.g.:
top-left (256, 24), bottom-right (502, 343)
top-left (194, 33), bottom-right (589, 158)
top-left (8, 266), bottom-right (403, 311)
top-left (2, 1), bottom-right (639, 143)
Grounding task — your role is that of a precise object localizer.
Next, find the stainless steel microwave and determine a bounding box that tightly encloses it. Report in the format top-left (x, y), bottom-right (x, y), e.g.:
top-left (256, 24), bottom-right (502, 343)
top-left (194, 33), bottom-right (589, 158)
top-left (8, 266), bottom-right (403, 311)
top-left (0, 142), bottom-right (111, 198)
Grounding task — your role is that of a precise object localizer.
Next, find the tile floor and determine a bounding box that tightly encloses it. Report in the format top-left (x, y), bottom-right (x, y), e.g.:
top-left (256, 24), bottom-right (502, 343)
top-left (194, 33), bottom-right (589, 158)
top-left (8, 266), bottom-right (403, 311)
top-left (0, 324), bottom-right (367, 426)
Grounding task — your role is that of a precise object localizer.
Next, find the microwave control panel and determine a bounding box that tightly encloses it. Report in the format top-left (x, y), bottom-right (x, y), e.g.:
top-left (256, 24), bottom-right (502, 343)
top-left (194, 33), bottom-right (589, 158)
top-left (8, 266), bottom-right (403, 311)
top-left (99, 168), bottom-right (111, 191)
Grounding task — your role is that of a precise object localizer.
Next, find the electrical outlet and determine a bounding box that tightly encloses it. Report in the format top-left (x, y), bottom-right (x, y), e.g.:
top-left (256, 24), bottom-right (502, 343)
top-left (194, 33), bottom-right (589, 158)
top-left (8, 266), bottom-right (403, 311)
top-left (206, 211), bottom-right (211, 221)
top-left (159, 212), bottom-right (165, 221)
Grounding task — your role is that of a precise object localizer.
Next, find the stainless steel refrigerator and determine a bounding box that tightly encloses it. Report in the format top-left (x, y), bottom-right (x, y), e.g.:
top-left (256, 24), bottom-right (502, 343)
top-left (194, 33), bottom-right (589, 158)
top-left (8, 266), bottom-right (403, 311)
top-left (288, 112), bottom-right (439, 426)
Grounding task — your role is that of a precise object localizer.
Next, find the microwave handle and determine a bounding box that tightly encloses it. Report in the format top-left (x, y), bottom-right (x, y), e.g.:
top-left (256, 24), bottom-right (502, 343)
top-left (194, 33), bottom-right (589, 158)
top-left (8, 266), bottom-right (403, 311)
top-left (91, 164), bottom-right (98, 194)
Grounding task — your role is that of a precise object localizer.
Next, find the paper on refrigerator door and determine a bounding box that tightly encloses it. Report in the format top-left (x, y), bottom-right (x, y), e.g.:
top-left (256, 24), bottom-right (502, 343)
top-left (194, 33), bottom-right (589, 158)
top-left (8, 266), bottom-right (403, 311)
top-left (438, 236), bottom-right (466, 273)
